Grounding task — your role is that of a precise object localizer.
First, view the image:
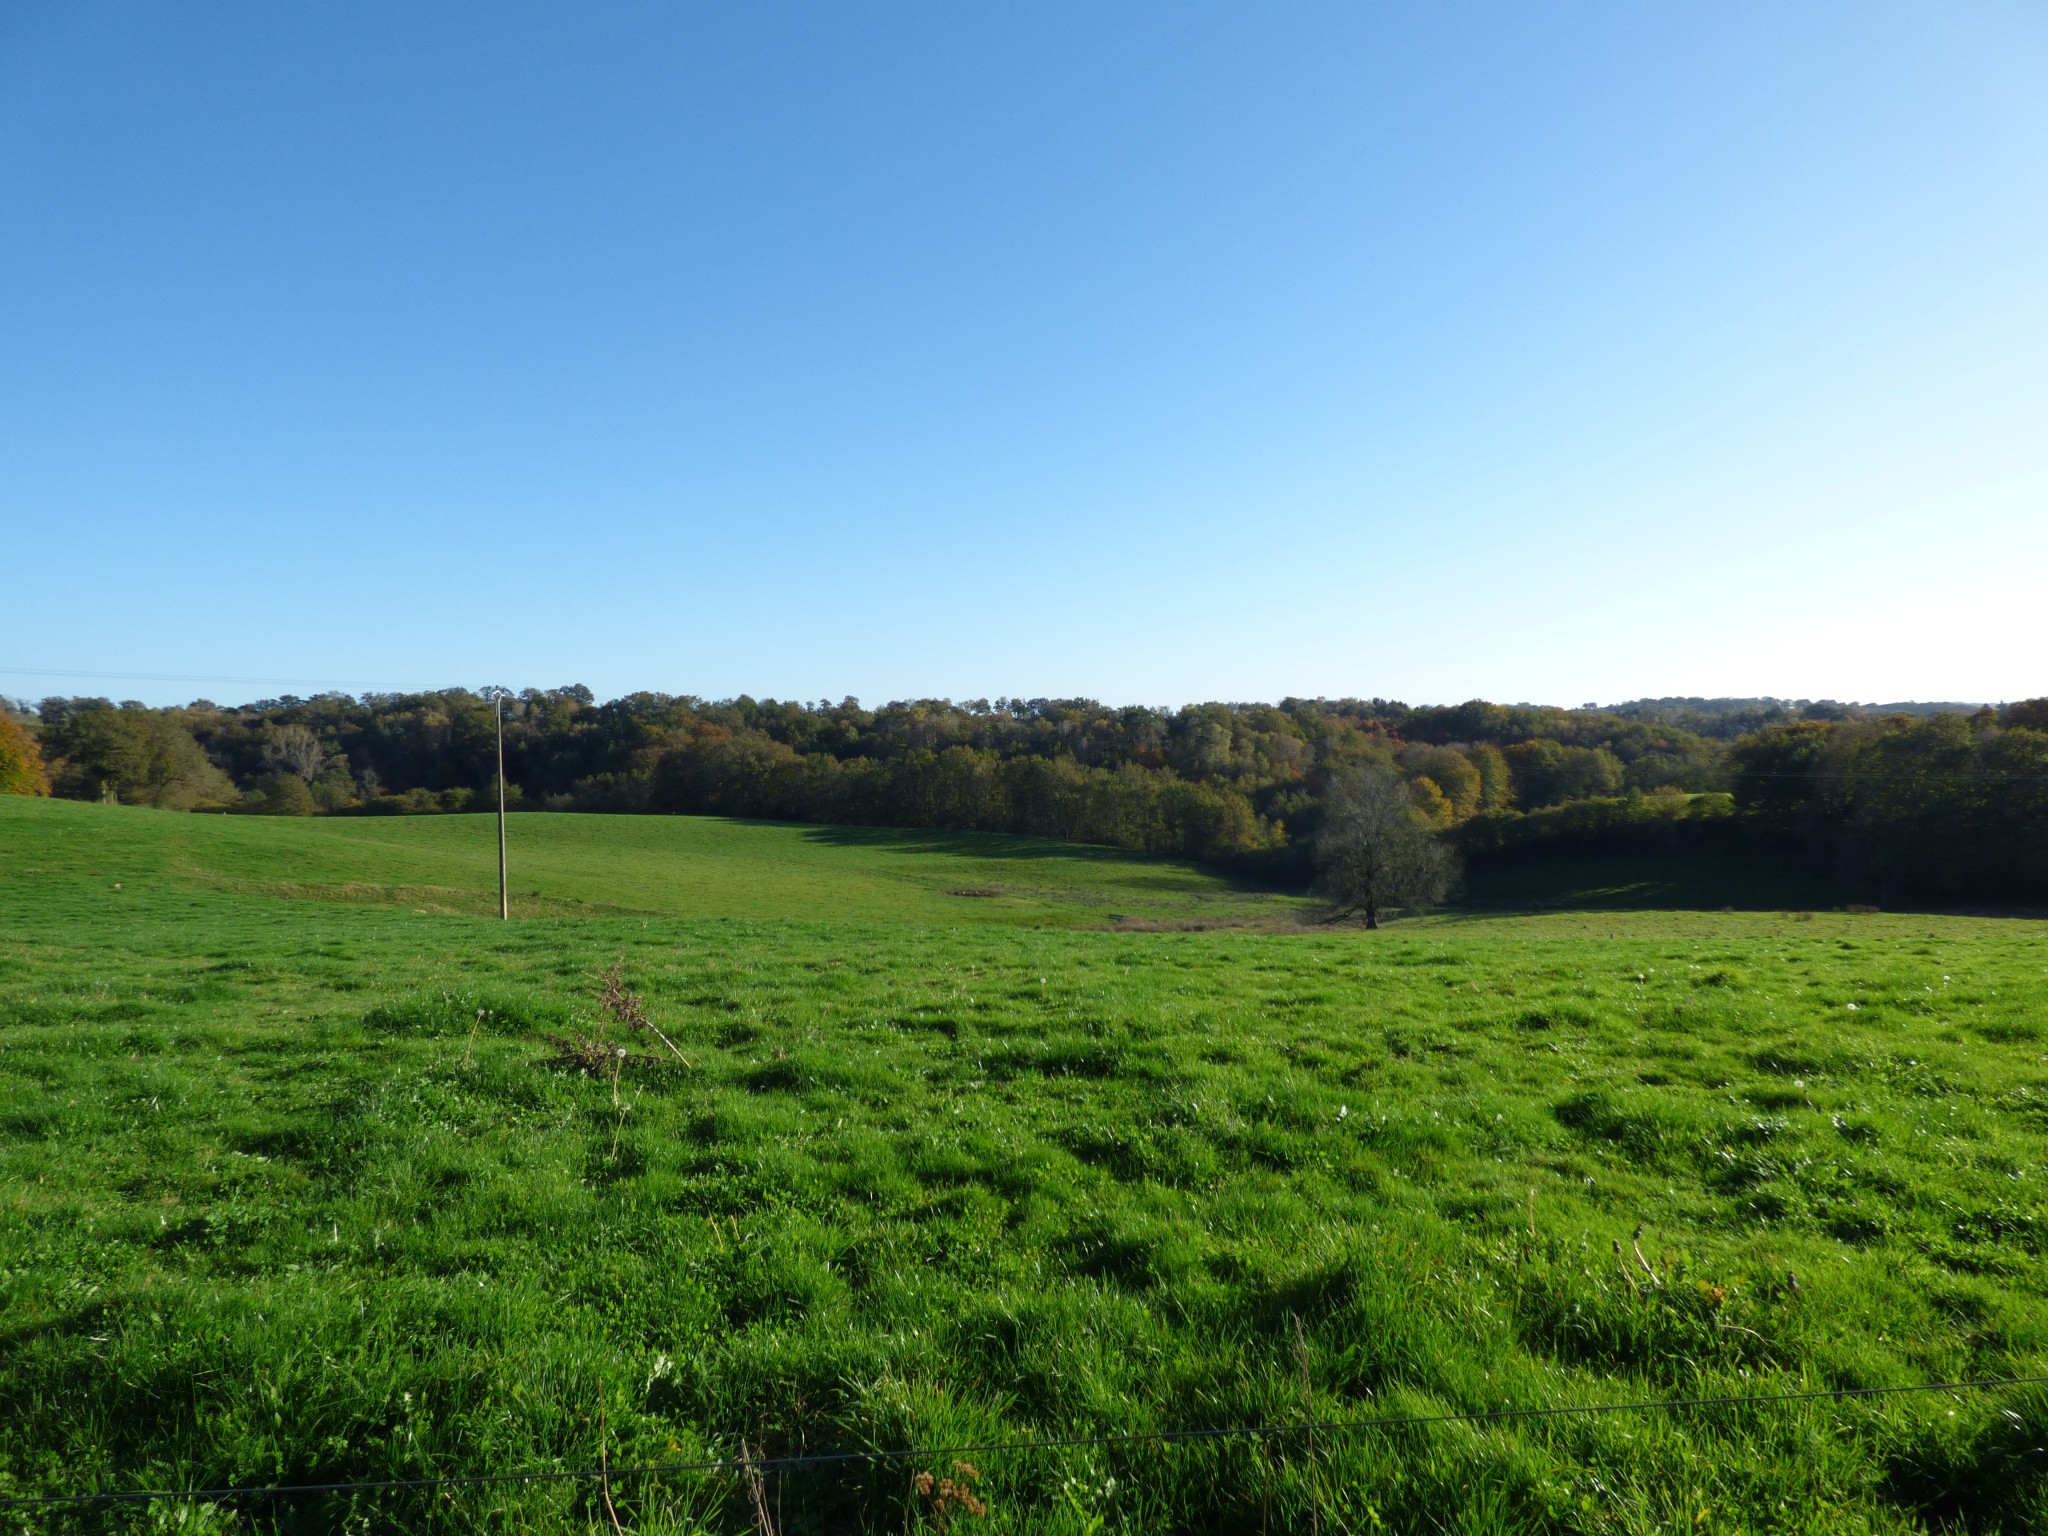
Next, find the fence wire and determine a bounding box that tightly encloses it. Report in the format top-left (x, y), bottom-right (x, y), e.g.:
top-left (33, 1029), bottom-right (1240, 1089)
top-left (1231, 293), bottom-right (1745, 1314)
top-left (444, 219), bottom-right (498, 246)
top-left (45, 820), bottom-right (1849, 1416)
top-left (4, 1371), bottom-right (2042, 1513)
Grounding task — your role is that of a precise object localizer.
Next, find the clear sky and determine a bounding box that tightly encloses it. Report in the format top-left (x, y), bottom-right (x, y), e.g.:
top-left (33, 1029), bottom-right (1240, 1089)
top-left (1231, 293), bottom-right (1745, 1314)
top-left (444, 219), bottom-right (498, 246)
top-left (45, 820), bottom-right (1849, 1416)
top-left (2, 2), bottom-right (2043, 710)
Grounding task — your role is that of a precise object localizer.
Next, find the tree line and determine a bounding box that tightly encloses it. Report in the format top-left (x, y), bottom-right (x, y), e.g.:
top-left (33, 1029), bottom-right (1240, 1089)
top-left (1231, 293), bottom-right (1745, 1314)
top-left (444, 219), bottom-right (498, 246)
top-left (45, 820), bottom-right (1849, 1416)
top-left (3, 688), bottom-right (2042, 902)
top-left (1728, 705), bottom-right (2048, 903)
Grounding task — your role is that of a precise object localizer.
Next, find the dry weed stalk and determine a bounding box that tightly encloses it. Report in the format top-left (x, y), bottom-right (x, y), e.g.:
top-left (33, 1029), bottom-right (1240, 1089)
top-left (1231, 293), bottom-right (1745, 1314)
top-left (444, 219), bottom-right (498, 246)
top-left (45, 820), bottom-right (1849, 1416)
top-left (597, 1404), bottom-right (626, 1536)
top-left (1630, 1222), bottom-right (1662, 1288)
top-left (739, 1441), bottom-right (778, 1536)
top-left (599, 955), bottom-right (693, 1065)
top-left (1612, 1239), bottom-right (1640, 1297)
top-left (1290, 1315), bottom-right (1320, 1536)
top-left (545, 957), bottom-right (694, 1084)
top-left (911, 1462), bottom-right (987, 1532)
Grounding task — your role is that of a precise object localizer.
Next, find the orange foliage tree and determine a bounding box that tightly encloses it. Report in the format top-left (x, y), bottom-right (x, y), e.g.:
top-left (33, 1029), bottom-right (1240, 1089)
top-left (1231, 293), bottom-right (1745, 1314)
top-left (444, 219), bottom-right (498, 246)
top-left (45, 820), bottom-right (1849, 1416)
top-left (0, 711), bottom-right (51, 796)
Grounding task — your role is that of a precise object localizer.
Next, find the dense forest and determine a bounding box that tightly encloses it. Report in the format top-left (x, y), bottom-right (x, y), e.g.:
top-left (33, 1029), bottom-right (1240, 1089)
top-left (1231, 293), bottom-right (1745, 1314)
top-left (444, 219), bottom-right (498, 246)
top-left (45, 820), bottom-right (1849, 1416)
top-left (4, 688), bottom-right (2044, 903)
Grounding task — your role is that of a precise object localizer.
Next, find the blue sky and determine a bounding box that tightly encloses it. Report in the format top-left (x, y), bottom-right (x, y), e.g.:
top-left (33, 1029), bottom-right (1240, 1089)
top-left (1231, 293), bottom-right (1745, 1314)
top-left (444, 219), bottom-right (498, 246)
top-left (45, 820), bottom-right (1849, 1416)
top-left (2, 2), bottom-right (2043, 709)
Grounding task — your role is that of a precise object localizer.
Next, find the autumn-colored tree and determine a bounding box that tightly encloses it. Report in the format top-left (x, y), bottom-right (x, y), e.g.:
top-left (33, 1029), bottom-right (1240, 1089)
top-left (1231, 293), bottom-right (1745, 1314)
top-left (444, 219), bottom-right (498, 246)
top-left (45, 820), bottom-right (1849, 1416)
top-left (1468, 742), bottom-right (1513, 812)
top-left (0, 710), bottom-right (51, 796)
top-left (1408, 776), bottom-right (1455, 828)
top-left (1400, 744), bottom-right (1481, 820)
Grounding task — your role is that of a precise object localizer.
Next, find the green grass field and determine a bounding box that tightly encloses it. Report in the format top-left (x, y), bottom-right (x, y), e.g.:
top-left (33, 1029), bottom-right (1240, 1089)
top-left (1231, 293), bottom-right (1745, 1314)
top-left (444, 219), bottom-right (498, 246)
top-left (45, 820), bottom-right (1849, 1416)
top-left (4, 797), bottom-right (1310, 929)
top-left (3, 795), bottom-right (2047, 1534)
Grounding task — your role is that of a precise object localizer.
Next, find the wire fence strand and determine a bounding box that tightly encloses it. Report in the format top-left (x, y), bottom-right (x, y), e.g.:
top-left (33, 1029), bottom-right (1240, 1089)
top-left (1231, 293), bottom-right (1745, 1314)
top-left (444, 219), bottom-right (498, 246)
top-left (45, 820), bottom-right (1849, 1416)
top-left (5, 1371), bottom-right (2042, 1513)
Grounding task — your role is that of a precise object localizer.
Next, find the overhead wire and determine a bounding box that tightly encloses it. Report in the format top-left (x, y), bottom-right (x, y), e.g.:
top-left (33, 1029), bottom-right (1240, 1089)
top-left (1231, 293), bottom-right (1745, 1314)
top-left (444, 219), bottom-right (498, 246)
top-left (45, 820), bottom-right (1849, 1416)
top-left (4, 1371), bottom-right (2041, 1513)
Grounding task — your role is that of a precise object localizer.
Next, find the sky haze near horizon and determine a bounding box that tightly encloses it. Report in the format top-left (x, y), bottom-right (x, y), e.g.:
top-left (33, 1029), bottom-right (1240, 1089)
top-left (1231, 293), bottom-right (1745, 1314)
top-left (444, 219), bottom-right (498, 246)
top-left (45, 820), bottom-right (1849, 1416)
top-left (2, 2), bottom-right (2044, 711)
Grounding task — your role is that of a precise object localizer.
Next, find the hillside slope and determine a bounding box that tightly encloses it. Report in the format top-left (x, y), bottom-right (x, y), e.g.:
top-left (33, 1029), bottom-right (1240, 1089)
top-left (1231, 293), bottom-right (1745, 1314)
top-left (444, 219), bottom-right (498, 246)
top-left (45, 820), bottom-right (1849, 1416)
top-left (0, 795), bottom-right (1306, 929)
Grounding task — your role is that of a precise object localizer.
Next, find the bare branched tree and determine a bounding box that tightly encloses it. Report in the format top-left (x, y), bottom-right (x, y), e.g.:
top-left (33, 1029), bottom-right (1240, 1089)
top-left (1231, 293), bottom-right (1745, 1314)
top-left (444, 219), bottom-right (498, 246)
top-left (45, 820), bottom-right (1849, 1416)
top-left (261, 724), bottom-right (326, 781)
top-left (1313, 764), bottom-right (1459, 928)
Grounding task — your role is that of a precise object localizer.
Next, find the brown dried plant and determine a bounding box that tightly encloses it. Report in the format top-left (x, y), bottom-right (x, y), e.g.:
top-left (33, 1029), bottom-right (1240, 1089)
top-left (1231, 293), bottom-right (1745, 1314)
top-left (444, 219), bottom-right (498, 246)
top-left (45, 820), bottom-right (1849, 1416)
top-left (740, 1441), bottom-right (779, 1536)
top-left (544, 957), bottom-right (691, 1082)
top-left (599, 955), bottom-right (651, 1031)
top-left (599, 954), bottom-right (692, 1065)
top-left (541, 1033), bottom-right (645, 1080)
top-left (911, 1462), bottom-right (987, 1533)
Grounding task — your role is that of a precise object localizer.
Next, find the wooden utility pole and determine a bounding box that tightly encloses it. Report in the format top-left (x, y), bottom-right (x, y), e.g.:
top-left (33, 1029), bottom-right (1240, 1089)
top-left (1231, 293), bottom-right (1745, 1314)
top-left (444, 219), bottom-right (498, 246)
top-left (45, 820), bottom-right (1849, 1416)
top-left (495, 694), bottom-right (509, 920)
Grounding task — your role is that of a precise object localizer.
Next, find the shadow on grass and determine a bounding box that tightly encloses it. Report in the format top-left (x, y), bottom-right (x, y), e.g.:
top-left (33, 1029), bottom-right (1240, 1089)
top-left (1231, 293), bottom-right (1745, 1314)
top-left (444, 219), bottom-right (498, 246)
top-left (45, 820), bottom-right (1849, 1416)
top-left (793, 820), bottom-right (1310, 898)
top-left (794, 821), bottom-right (1159, 864)
top-left (1457, 848), bottom-right (1845, 914)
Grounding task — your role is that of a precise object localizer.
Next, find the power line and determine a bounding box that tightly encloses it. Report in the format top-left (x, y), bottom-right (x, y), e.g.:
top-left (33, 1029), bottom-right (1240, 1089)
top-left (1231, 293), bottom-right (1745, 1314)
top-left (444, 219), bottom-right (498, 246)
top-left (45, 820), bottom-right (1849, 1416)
top-left (1615, 774), bottom-right (2048, 783)
top-left (5, 1372), bottom-right (2041, 1513)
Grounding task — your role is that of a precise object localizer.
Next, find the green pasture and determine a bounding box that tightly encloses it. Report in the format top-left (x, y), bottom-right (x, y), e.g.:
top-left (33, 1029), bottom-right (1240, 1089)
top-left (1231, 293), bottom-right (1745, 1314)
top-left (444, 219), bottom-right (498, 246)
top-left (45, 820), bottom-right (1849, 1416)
top-left (3, 797), bottom-right (1304, 928)
top-left (2, 796), bottom-right (2046, 1534)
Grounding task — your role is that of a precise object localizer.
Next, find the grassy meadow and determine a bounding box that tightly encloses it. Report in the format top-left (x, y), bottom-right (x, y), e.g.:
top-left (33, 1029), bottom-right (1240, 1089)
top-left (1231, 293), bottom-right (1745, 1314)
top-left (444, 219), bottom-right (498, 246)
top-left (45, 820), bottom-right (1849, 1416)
top-left (2, 795), bottom-right (2046, 1534)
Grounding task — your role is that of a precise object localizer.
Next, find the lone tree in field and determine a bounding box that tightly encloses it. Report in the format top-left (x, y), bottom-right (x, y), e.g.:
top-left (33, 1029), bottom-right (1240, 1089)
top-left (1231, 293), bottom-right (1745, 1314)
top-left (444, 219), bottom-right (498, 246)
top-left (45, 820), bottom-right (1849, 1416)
top-left (1314, 763), bottom-right (1458, 928)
